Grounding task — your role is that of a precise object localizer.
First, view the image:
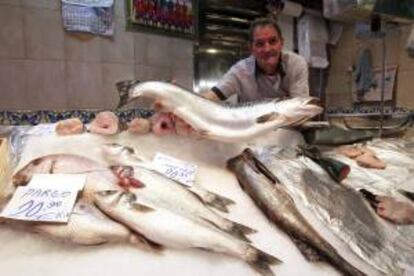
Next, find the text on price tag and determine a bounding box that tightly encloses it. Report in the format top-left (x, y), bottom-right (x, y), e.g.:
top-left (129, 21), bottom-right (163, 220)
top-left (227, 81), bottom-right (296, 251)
top-left (153, 153), bottom-right (197, 186)
top-left (0, 174), bottom-right (86, 223)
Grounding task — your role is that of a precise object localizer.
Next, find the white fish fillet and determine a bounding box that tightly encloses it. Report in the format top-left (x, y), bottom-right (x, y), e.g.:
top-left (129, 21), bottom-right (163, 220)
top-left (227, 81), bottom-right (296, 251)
top-left (128, 81), bottom-right (323, 142)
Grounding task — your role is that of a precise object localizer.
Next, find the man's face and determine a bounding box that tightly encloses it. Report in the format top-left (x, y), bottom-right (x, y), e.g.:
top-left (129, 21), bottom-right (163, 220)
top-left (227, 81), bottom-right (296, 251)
top-left (250, 25), bottom-right (283, 75)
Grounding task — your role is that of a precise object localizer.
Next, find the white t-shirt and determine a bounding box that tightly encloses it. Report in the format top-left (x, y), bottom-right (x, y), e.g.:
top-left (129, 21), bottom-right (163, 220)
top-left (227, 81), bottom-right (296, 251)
top-left (212, 51), bottom-right (309, 102)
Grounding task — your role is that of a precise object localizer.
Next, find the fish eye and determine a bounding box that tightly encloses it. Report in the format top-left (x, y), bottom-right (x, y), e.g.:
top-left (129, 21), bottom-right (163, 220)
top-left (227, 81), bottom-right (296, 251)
top-left (97, 190), bottom-right (118, 196)
top-left (124, 146), bottom-right (135, 154)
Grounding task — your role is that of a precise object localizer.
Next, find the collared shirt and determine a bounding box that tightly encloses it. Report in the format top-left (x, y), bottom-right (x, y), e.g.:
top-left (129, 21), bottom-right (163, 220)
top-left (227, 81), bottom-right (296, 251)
top-left (212, 51), bottom-right (309, 102)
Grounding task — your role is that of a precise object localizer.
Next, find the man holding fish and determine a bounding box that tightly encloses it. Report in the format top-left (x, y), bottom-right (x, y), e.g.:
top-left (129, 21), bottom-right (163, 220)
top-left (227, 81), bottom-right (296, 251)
top-left (151, 17), bottom-right (313, 137)
top-left (203, 17), bottom-right (309, 103)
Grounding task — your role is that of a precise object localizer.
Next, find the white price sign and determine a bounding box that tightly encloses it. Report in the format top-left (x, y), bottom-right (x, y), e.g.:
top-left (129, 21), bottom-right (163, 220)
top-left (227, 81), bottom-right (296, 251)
top-left (0, 174), bottom-right (86, 223)
top-left (153, 153), bottom-right (197, 186)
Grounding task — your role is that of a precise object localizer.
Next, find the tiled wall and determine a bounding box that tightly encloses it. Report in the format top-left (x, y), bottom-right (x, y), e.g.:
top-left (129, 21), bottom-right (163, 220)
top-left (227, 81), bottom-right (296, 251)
top-left (326, 23), bottom-right (414, 108)
top-left (0, 0), bottom-right (194, 110)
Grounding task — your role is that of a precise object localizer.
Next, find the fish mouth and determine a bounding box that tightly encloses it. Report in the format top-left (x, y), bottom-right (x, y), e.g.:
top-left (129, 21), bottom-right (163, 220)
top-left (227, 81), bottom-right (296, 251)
top-left (12, 174), bottom-right (30, 186)
top-left (307, 98), bottom-right (321, 107)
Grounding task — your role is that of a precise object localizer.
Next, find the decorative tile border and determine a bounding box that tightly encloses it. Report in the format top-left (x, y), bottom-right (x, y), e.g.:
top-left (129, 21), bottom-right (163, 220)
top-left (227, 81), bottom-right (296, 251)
top-left (0, 109), bottom-right (154, 125)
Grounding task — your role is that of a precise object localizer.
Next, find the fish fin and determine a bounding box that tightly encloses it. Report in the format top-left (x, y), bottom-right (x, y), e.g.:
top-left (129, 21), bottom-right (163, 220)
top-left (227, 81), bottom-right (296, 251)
top-left (248, 247), bottom-right (282, 276)
top-left (359, 189), bottom-right (379, 210)
top-left (225, 222), bottom-right (256, 243)
top-left (256, 112), bottom-right (285, 124)
top-left (230, 221), bottom-right (257, 239)
top-left (203, 216), bottom-right (255, 243)
top-left (243, 149), bottom-right (279, 184)
top-left (289, 235), bottom-right (325, 262)
top-left (195, 190), bottom-right (235, 213)
top-left (398, 189), bottom-right (414, 202)
top-left (131, 202), bottom-right (155, 213)
top-left (129, 234), bottom-right (165, 253)
top-left (116, 80), bottom-right (141, 108)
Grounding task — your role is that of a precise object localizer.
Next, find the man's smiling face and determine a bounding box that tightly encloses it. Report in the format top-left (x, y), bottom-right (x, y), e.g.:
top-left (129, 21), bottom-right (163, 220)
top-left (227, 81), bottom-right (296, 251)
top-left (250, 24), bottom-right (284, 75)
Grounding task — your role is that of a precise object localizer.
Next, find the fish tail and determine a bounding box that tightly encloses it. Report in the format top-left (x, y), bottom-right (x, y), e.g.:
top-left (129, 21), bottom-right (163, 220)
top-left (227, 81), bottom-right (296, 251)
top-left (230, 221), bottom-right (257, 242)
top-left (204, 193), bottom-right (235, 213)
top-left (247, 247), bottom-right (282, 276)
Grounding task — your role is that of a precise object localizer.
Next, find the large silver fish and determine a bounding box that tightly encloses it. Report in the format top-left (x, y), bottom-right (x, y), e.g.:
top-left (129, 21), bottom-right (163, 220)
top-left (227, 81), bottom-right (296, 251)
top-left (227, 149), bottom-right (366, 276)
top-left (102, 143), bottom-right (235, 213)
top-left (94, 190), bottom-right (281, 276)
top-left (249, 145), bottom-right (414, 275)
top-left (127, 81), bottom-right (323, 142)
top-left (101, 143), bottom-right (254, 241)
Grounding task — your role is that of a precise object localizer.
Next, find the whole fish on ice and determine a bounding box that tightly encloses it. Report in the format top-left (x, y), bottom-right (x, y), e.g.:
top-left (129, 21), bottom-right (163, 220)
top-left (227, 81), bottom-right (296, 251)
top-left (227, 149), bottom-right (366, 276)
top-left (127, 81), bottom-right (323, 142)
top-left (249, 145), bottom-right (414, 275)
top-left (94, 190), bottom-right (281, 276)
top-left (102, 143), bottom-right (235, 213)
top-left (102, 143), bottom-right (254, 241)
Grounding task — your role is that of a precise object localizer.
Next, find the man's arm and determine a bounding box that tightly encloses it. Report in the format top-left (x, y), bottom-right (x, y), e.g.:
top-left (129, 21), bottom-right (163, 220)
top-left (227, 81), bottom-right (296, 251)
top-left (200, 90), bottom-right (221, 102)
top-left (289, 56), bottom-right (310, 98)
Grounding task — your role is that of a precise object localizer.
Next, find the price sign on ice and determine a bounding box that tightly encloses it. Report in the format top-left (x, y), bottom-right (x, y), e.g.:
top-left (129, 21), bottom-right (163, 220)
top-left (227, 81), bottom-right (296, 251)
top-left (0, 174), bottom-right (85, 223)
top-left (153, 153), bottom-right (197, 186)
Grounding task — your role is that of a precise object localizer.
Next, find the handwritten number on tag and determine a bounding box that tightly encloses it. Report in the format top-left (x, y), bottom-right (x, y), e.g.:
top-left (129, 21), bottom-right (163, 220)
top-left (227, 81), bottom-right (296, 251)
top-left (10, 200), bottom-right (43, 218)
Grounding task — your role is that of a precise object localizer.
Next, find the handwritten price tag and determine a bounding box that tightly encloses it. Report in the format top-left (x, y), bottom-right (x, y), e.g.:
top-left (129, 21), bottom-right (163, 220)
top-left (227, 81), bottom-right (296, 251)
top-left (153, 153), bottom-right (197, 187)
top-left (0, 174), bottom-right (86, 223)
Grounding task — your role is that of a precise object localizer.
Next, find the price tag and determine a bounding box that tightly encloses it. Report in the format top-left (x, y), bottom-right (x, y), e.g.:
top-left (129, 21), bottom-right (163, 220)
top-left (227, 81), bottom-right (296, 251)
top-left (153, 153), bottom-right (197, 187)
top-left (0, 174), bottom-right (86, 223)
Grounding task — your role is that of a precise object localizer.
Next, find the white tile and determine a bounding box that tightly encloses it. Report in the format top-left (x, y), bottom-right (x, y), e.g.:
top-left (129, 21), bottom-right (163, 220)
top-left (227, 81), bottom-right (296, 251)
top-left (0, 6), bottom-right (24, 58)
top-left (146, 34), bottom-right (173, 67)
top-left (24, 60), bottom-right (66, 109)
top-left (0, 0), bottom-right (21, 6)
top-left (101, 18), bottom-right (134, 63)
top-left (21, 0), bottom-right (59, 10)
top-left (0, 60), bottom-right (26, 110)
top-left (66, 62), bottom-right (103, 109)
top-left (65, 33), bottom-right (102, 62)
top-left (171, 68), bottom-right (193, 90)
top-left (24, 9), bottom-right (65, 60)
top-left (135, 64), bottom-right (171, 82)
top-left (134, 32), bottom-right (148, 64)
top-left (170, 37), bottom-right (193, 70)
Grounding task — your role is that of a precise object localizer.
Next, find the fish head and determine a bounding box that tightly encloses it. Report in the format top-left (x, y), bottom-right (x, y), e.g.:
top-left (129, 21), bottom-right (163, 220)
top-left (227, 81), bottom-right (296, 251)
top-left (102, 143), bottom-right (137, 162)
top-left (12, 156), bottom-right (55, 186)
top-left (275, 97), bottom-right (323, 124)
top-left (94, 190), bottom-right (136, 207)
top-left (102, 143), bottom-right (148, 167)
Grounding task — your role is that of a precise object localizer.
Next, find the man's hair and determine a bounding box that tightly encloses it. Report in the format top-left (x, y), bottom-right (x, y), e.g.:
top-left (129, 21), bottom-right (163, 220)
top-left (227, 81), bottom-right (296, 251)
top-left (248, 17), bottom-right (283, 43)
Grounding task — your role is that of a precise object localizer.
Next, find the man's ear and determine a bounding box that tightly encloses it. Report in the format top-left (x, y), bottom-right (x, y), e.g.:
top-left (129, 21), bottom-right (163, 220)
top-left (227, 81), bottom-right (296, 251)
top-left (247, 42), bottom-right (252, 52)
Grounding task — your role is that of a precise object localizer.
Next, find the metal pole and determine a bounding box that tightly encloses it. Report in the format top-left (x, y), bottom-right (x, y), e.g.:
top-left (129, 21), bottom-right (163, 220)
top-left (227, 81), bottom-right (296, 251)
top-left (378, 32), bottom-right (386, 138)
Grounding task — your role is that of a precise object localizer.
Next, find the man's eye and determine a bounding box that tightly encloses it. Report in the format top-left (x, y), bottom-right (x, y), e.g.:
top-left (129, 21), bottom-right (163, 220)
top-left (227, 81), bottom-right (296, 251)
top-left (255, 41), bottom-right (264, 47)
top-left (268, 38), bottom-right (278, 45)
